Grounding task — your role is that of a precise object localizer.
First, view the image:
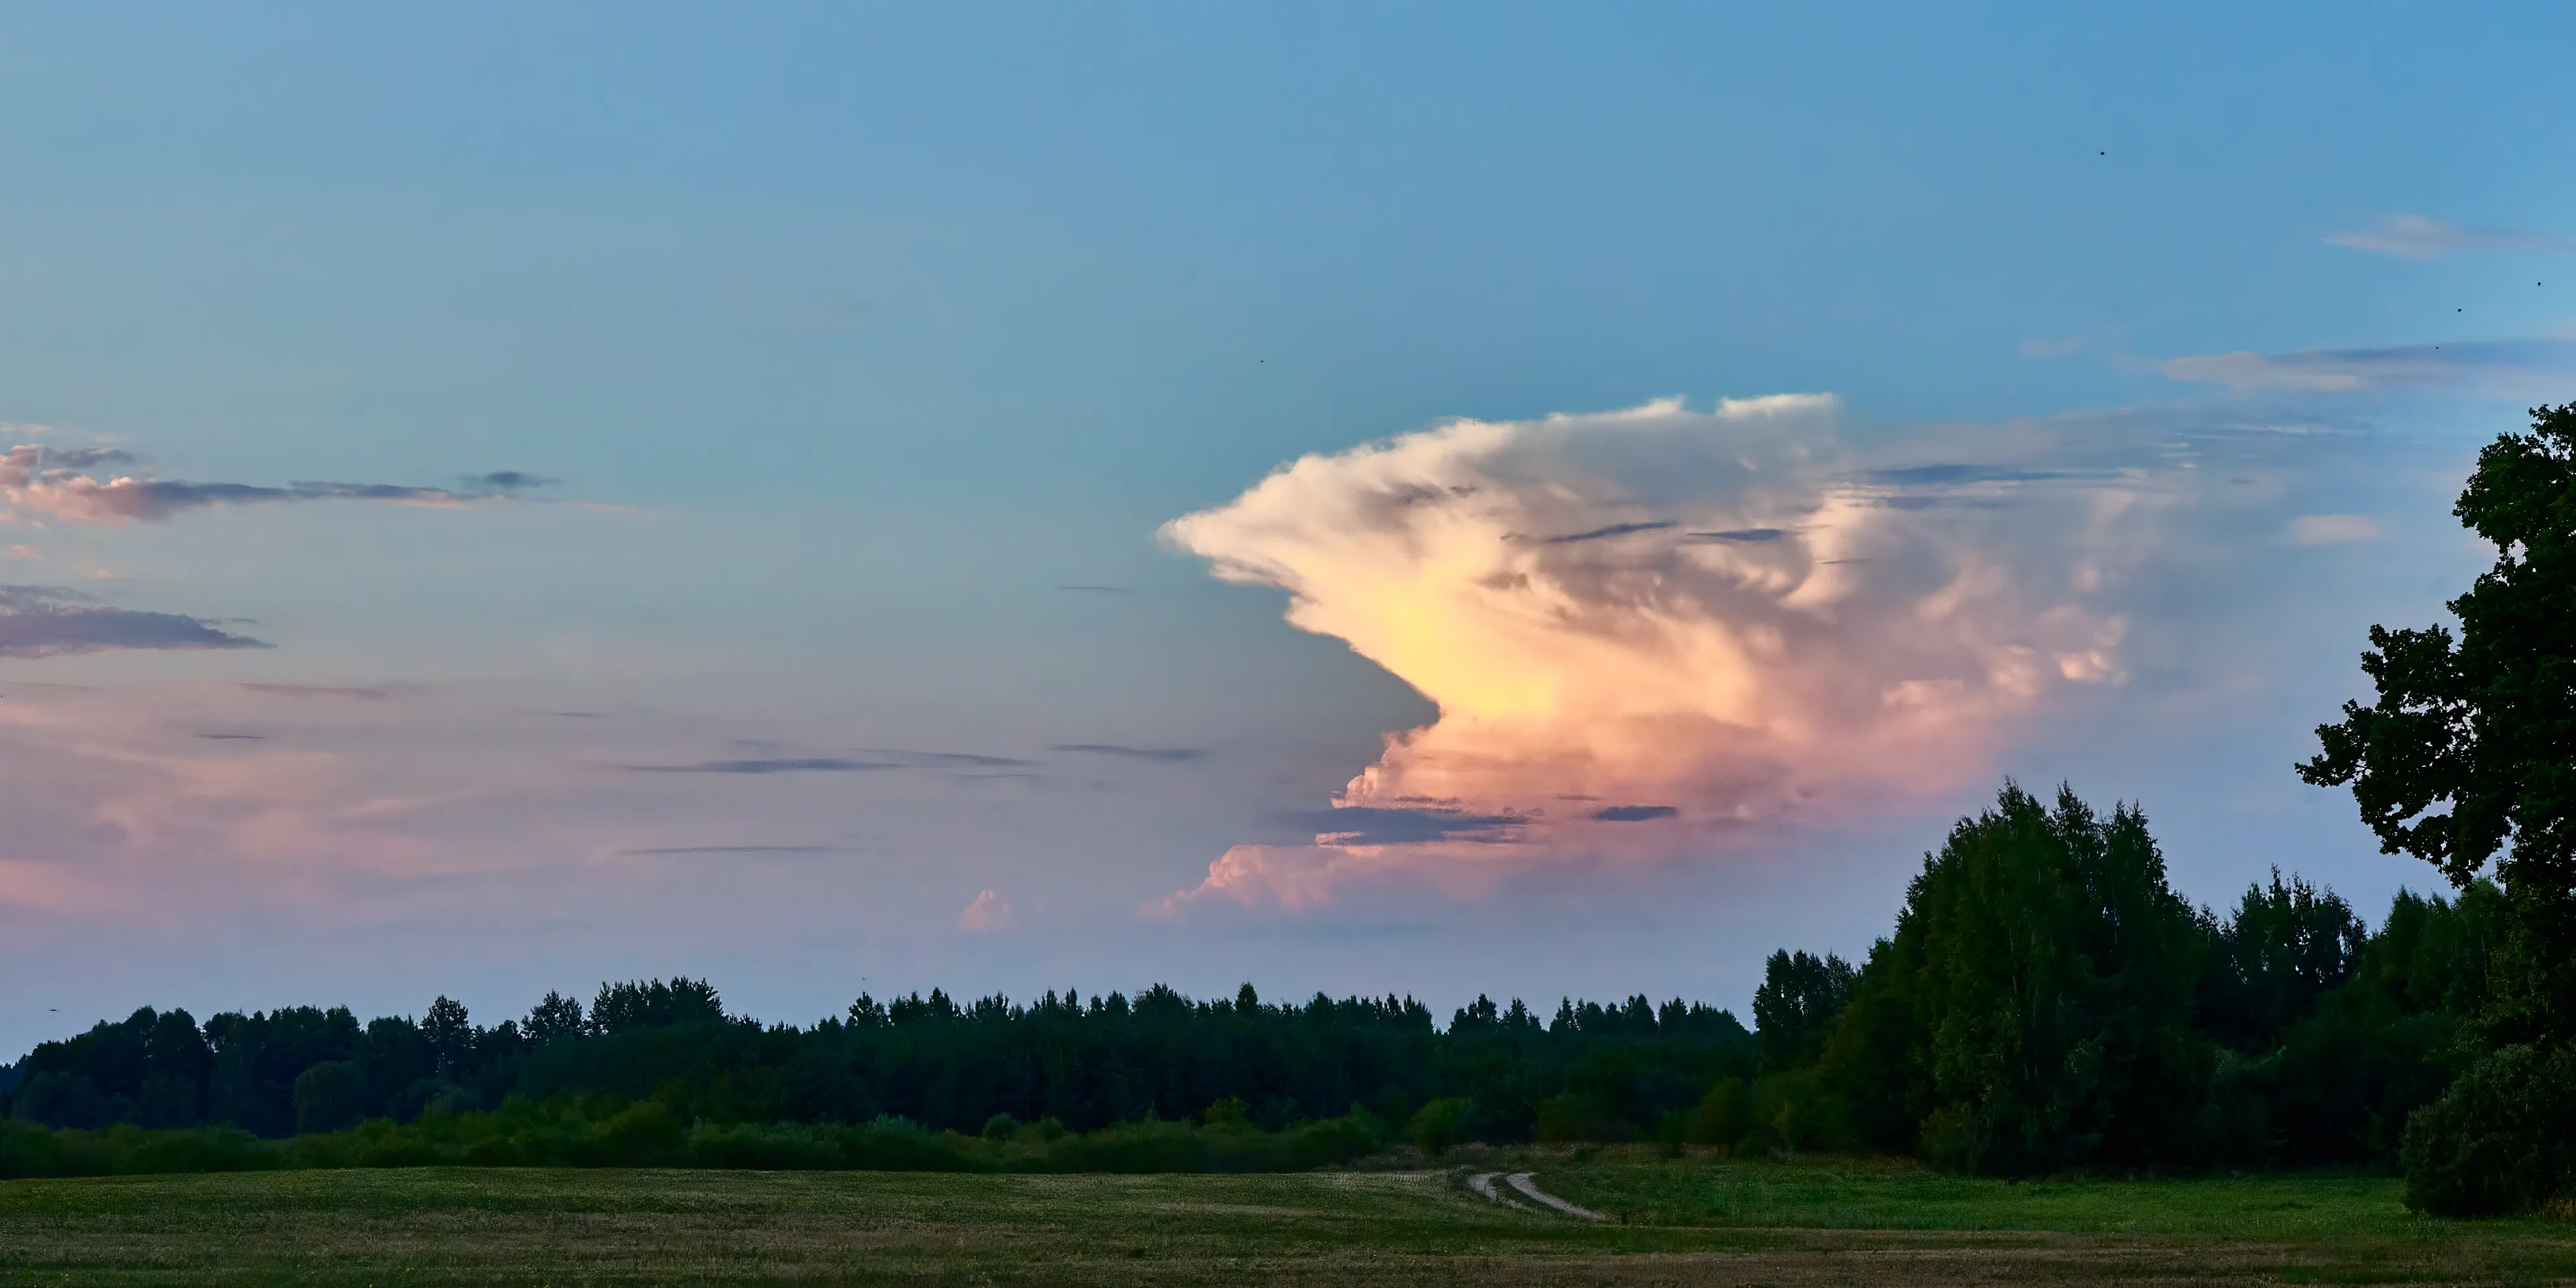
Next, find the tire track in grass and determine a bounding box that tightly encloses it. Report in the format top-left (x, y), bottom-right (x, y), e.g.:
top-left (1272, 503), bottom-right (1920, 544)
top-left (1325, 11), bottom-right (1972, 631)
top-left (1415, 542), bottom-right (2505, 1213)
top-left (1505, 1173), bottom-right (1605, 1220)
top-left (1464, 1172), bottom-right (1600, 1220)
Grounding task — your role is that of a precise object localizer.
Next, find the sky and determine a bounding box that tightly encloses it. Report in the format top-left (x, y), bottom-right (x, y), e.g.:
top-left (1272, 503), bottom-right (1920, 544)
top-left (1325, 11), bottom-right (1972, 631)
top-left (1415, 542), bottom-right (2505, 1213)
top-left (5, 2), bottom-right (2574, 1056)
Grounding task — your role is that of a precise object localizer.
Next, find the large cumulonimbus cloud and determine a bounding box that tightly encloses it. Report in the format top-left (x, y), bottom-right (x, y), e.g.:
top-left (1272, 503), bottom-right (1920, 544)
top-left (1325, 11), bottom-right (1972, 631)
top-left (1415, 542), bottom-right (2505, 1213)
top-left (1153, 396), bottom-right (2167, 911)
top-left (0, 444), bottom-right (544, 524)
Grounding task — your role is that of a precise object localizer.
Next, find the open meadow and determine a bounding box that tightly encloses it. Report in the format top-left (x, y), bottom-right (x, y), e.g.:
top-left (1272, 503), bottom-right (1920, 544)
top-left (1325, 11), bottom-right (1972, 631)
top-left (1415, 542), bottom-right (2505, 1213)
top-left (4, 1153), bottom-right (2573, 1287)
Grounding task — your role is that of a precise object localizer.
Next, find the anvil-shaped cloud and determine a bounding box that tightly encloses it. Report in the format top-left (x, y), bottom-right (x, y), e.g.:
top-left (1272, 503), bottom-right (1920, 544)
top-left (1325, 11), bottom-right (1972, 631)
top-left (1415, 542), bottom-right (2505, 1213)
top-left (1154, 396), bottom-right (2154, 911)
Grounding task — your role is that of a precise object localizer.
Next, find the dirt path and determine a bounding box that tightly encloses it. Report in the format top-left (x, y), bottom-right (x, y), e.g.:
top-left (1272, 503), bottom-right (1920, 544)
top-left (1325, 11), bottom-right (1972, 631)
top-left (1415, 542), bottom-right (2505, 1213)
top-left (1466, 1171), bottom-right (1603, 1220)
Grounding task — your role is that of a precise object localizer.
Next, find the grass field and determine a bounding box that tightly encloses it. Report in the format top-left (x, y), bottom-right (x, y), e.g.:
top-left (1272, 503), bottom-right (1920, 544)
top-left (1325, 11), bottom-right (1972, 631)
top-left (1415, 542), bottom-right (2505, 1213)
top-left (3, 1151), bottom-right (2571, 1285)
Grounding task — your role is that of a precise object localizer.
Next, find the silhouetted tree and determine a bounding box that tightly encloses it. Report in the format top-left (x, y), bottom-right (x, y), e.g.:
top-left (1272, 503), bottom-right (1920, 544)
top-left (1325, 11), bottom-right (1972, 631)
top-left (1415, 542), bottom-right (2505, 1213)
top-left (2302, 403), bottom-right (2576, 1045)
top-left (1752, 950), bottom-right (1855, 1071)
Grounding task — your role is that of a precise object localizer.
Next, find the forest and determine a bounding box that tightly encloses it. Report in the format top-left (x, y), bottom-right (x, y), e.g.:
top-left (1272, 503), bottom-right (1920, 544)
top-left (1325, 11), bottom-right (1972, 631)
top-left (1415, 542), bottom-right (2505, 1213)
top-left (0, 814), bottom-right (2500, 1182)
top-left (5, 405), bottom-right (2572, 1215)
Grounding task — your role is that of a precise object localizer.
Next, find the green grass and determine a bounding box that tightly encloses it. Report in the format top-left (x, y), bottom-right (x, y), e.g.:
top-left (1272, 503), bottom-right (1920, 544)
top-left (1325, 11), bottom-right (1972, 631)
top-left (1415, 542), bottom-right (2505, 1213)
top-left (3, 1153), bottom-right (2572, 1285)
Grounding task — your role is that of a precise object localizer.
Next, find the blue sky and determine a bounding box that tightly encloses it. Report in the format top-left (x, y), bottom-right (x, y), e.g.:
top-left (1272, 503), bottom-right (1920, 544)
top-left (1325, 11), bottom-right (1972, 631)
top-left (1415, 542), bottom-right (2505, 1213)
top-left (3, 3), bottom-right (2572, 1054)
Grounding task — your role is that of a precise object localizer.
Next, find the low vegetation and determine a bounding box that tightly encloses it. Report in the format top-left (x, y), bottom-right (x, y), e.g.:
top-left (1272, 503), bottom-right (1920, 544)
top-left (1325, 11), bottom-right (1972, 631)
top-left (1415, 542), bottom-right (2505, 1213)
top-left (4, 1157), bottom-right (2575, 1286)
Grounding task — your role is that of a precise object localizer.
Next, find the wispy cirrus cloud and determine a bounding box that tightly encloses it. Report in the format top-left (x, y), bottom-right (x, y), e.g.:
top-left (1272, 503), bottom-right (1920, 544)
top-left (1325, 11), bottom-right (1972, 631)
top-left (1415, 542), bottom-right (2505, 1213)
top-left (0, 585), bottom-right (267, 656)
top-left (1052, 743), bottom-right (1207, 762)
top-left (1, 445), bottom-right (548, 524)
top-left (620, 749), bottom-right (1034, 775)
top-left (2159, 339), bottom-right (2576, 395)
top-left (619, 844), bottom-right (834, 855)
top-left (2327, 213), bottom-right (2576, 260)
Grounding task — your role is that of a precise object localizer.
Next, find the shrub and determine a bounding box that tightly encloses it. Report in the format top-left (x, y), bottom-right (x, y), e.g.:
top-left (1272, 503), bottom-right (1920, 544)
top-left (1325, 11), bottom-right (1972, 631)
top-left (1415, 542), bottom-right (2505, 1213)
top-left (2401, 1043), bottom-right (2576, 1215)
top-left (1405, 1097), bottom-right (1474, 1155)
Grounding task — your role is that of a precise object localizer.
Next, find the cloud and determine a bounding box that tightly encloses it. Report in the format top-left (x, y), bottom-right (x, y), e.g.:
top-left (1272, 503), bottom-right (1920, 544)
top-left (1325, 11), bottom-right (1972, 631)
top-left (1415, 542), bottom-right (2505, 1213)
top-left (2326, 214), bottom-right (2576, 260)
top-left (1541, 520), bottom-right (1676, 544)
top-left (0, 585), bottom-right (269, 657)
top-left (2285, 514), bottom-right (2381, 545)
top-left (624, 757), bottom-right (899, 774)
top-left (1156, 395), bottom-right (2155, 910)
top-left (622, 749), bottom-right (1033, 775)
top-left (193, 732), bottom-right (269, 741)
top-left (958, 889), bottom-right (1014, 931)
top-left (1275, 805), bottom-right (1527, 846)
top-left (620, 844), bottom-right (833, 855)
top-left (2159, 339), bottom-right (2576, 396)
top-left (237, 684), bottom-right (389, 701)
top-left (1051, 743), bottom-right (1208, 762)
top-left (468, 471), bottom-right (556, 492)
top-left (0, 444), bottom-right (548, 524)
top-left (1591, 804), bottom-right (1679, 822)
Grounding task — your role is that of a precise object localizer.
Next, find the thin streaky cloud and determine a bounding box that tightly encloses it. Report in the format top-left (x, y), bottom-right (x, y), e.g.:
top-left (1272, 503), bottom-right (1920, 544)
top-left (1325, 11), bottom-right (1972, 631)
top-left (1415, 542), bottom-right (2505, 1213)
top-left (0, 585), bottom-right (269, 657)
top-left (193, 732), bottom-right (270, 741)
top-left (2160, 338), bottom-right (2576, 394)
top-left (237, 684), bottom-right (390, 701)
top-left (852, 749), bottom-right (1036, 768)
top-left (2327, 213), bottom-right (2576, 260)
top-left (1, 444), bottom-right (552, 524)
top-left (623, 757), bottom-right (901, 774)
top-left (1051, 743), bottom-right (1208, 762)
top-left (620, 844), bottom-right (835, 855)
top-left (1540, 520), bottom-right (1676, 544)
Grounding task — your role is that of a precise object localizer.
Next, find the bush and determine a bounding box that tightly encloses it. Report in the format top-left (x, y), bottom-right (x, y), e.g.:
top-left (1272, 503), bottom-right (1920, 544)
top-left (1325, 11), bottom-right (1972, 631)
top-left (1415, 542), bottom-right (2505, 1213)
top-left (1405, 1097), bottom-right (1474, 1155)
top-left (2401, 1043), bottom-right (2576, 1215)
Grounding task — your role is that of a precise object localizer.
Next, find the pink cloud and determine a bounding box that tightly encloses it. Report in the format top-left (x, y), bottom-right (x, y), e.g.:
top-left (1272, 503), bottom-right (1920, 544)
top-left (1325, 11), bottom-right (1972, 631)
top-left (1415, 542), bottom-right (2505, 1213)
top-left (958, 889), bottom-right (1015, 932)
top-left (1155, 397), bottom-right (2157, 911)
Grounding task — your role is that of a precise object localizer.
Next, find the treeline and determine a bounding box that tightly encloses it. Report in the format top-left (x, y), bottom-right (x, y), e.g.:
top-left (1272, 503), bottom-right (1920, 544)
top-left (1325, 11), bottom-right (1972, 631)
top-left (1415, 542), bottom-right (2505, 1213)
top-left (4, 977), bottom-right (1759, 1152)
top-left (0, 786), bottom-right (2493, 1185)
top-left (1720, 783), bottom-right (2490, 1177)
top-left (0, 1097), bottom-right (1407, 1181)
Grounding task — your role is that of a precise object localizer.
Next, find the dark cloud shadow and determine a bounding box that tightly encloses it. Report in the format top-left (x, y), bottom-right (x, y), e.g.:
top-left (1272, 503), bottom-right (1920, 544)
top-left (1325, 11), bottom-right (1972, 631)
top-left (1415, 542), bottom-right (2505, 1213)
top-left (1540, 520), bottom-right (1675, 544)
top-left (1275, 805), bottom-right (1528, 846)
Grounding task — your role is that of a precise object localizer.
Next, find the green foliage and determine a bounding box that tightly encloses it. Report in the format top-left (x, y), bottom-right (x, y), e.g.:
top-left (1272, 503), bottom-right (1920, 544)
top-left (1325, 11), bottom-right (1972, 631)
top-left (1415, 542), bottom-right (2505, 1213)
top-left (1822, 783), bottom-right (2214, 1174)
top-left (0, 1093), bottom-right (1400, 1179)
top-left (291, 1061), bottom-right (369, 1136)
top-left (2303, 403), bottom-right (2576, 1046)
top-left (2400, 1042), bottom-right (2576, 1216)
top-left (1751, 950), bottom-right (1854, 1071)
top-left (2200, 869), bottom-right (2365, 1053)
top-left (10, 981), bottom-right (1756, 1155)
top-left (1405, 1097), bottom-right (1473, 1154)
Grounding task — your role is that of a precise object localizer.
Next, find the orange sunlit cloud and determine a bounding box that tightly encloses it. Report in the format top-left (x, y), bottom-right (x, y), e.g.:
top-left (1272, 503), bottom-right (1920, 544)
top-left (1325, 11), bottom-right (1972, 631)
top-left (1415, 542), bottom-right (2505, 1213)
top-left (1154, 396), bottom-right (2158, 911)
